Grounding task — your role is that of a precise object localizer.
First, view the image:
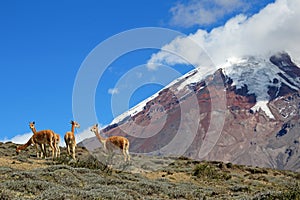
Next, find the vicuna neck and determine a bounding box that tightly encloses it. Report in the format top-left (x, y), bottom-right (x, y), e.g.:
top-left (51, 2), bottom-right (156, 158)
top-left (71, 124), bottom-right (75, 134)
top-left (20, 137), bottom-right (33, 150)
top-left (30, 127), bottom-right (37, 134)
top-left (94, 128), bottom-right (106, 144)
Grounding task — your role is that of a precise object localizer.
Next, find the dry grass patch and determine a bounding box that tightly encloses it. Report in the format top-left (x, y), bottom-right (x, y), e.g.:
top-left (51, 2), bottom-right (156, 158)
top-left (0, 157), bottom-right (47, 171)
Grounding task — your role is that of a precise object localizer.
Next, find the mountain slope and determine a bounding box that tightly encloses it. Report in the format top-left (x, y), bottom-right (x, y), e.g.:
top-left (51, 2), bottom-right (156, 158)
top-left (82, 52), bottom-right (300, 172)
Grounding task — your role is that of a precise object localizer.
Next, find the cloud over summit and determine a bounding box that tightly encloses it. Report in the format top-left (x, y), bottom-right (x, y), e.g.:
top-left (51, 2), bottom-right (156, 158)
top-left (169, 0), bottom-right (249, 27)
top-left (150, 0), bottom-right (300, 71)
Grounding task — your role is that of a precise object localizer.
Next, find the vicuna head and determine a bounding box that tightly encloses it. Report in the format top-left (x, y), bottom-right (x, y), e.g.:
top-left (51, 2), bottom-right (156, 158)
top-left (29, 121), bottom-right (35, 130)
top-left (71, 120), bottom-right (80, 128)
top-left (90, 124), bottom-right (98, 133)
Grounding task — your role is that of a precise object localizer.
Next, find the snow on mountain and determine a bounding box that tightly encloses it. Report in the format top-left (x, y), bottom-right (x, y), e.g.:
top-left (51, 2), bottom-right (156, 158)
top-left (82, 53), bottom-right (300, 172)
top-left (111, 92), bottom-right (159, 125)
top-left (221, 54), bottom-right (300, 118)
top-left (111, 53), bottom-right (300, 125)
top-left (223, 56), bottom-right (282, 118)
top-left (111, 67), bottom-right (208, 125)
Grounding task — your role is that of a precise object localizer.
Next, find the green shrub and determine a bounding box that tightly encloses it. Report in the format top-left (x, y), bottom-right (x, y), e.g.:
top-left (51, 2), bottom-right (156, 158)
top-left (193, 163), bottom-right (231, 180)
top-left (226, 162), bottom-right (233, 169)
top-left (246, 167), bottom-right (268, 174)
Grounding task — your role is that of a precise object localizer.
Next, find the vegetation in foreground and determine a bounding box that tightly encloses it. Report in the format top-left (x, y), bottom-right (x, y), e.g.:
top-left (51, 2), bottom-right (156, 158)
top-left (0, 141), bottom-right (300, 200)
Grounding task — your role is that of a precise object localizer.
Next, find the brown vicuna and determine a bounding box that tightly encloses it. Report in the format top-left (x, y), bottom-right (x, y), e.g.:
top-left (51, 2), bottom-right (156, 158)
top-left (64, 120), bottom-right (80, 160)
top-left (16, 136), bottom-right (35, 155)
top-left (90, 124), bottom-right (130, 162)
top-left (16, 136), bottom-right (44, 158)
top-left (29, 121), bottom-right (57, 159)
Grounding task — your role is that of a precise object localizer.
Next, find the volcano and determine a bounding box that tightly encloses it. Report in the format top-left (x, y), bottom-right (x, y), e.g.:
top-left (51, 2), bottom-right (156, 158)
top-left (81, 52), bottom-right (300, 172)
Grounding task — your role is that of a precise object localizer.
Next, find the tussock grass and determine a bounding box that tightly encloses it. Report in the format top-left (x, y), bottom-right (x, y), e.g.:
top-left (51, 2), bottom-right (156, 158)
top-left (0, 143), bottom-right (299, 199)
top-left (193, 163), bottom-right (232, 180)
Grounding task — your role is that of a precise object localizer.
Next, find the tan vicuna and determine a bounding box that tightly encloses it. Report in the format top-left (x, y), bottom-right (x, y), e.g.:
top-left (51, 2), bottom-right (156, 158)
top-left (29, 121), bottom-right (57, 159)
top-left (90, 124), bottom-right (130, 162)
top-left (64, 120), bottom-right (80, 160)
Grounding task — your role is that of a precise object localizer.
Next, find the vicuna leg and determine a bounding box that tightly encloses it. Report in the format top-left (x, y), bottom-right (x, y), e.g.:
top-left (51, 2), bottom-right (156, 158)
top-left (122, 148), bottom-right (127, 161)
top-left (36, 144), bottom-right (43, 158)
top-left (122, 142), bottom-right (130, 162)
top-left (66, 143), bottom-right (71, 156)
top-left (71, 144), bottom-right (76, 160)
top-left (56, 145), bottom-right (60, 157)
top-left (53, 144), bottom-right (60, 158)
top-left (126, 149), bottom-right (130, 161)
top-left (49, 142), bottom-right (55, 159)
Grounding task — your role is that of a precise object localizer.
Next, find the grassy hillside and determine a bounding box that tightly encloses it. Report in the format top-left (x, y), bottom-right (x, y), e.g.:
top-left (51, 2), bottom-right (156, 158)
top-left (0, 141), bottom-right (300, 199)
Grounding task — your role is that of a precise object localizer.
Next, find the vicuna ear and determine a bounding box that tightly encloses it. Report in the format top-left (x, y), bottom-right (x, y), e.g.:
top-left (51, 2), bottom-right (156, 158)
top-left (70, 120), bottom-right (74, 124)
top-left (96, 124), bottom-right (98, 127)
top-left (32, 121), bottom-right (35, 124)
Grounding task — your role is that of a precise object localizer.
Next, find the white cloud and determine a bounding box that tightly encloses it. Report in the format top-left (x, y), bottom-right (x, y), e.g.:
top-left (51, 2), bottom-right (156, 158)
top-left (136, 72), bottom-right (143, 78)
top-left (169, 0), bottom-right (248, 27)
top-left (149, 0), bottom-right (300, 71)
top-left (1, 132), bottom-right (32, 144)
top-left (108, 88), bottom-right (119, 95)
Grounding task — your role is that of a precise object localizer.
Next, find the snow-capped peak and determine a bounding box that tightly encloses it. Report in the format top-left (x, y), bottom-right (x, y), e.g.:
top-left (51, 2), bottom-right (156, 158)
top-left (110, 53), bottom-right (300, 125)
top-left (222, 54), bottom-right (300, 118)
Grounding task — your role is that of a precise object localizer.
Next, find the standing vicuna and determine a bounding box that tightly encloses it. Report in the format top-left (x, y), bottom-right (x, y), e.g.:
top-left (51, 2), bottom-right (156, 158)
top-left (64, 120), bottom-right (80, 160)
top-left (27, 121), bottom-right (57, 159)
top-left (90, 124), bottom-right (130, 162)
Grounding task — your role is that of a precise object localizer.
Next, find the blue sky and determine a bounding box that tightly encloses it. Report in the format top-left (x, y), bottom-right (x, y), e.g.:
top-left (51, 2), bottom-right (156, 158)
top-left (0, 0), bottom-right (282, 144)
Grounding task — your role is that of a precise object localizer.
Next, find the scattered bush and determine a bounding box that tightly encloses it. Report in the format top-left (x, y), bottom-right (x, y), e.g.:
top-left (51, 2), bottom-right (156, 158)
top-left (226, 162), bottom-right (233, 169)
top-left (193, 163), bottom-right (231, 180)
top-left (230, 185), bottom-right (249, 192)
top-left (246, 167), bottom-right (268, 174)
top-left (70, 155), bottom-right (107, 171)
top-left (178, 156), bottom-right (190, 160)
top-left (253, 189), bottom-right (300, 200)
